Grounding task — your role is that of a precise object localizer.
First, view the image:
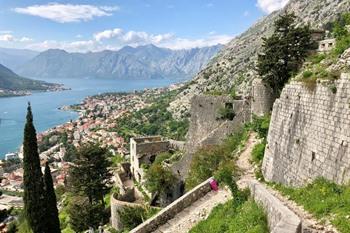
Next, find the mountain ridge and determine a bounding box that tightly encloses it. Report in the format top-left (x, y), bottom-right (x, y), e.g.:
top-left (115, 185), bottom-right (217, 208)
top-left (17, 44), bottom-right (223, 80)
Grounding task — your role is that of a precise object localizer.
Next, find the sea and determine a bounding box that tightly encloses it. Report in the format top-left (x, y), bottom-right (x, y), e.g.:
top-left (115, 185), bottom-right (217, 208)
top-left (0, 78), bottom-right (181, 158)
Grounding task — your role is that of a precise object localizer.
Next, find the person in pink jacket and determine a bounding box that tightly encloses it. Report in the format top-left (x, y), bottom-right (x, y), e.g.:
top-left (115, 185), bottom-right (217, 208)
top-left (209, 178), bottom-right (219, 191)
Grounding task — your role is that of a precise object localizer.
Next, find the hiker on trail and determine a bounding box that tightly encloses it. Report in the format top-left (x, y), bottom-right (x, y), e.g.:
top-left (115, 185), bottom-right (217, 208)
top-left (209, 178), bottom-right (219, 191)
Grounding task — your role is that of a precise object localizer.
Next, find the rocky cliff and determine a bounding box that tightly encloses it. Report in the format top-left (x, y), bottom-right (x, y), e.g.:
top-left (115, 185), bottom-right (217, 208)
top-left (169, 0), bottom-right (350, 119)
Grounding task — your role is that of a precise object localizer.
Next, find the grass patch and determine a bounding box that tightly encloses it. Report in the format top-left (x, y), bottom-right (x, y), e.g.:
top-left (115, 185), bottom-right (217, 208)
top-left (249, 115), bottom-right (270, 139)
top-left (189, 198), bottom-right (268, 233)
top-left (118, 205), bottom-right (160, 231)
top-left (308, 53), bottom-right (326, 64)
top-left (273, 178), bottom-right (350, 233)
top-left (300, 76), bottom-right (317, 91)
top-left (251, 142), bottom-right (265, 164)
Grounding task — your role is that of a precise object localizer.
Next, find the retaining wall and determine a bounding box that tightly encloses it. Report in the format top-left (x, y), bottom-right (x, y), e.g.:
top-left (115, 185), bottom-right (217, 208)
top-left (129, 178), bottom-right (212, 233)
top-left (249, 181), bottom-right (302, 233)
top-left (110, 191), bottom-right (145, 231)
top-left (263, 73), bottom-right (350, 186)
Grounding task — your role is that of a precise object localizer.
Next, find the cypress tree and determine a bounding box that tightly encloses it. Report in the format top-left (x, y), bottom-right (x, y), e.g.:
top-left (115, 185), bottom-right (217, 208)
top-left (22, 103), bottom-right (47, 233)
top-left (44, 162), bottom-right (61, 233)
top-left (257, 13), bottom-right (313, 96)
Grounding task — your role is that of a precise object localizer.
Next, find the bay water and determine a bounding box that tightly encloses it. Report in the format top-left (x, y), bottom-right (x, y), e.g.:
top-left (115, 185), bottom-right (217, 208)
top-left (0, 78), bottom-right (180, 157)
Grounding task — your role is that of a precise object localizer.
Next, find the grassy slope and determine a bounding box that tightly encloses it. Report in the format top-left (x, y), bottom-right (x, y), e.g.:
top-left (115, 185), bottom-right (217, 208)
top-left (273, 178), bottom-right (350, 233)
top-left (190, 198), bottom-right (268, 233)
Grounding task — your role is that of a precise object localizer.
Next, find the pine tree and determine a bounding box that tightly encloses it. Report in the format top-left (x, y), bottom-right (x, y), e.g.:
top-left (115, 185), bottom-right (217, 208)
top-left (257, 13), bottom-right (313, 96)
top-left (69, 144), bottom-right (112, 205)
top-left (68, 144), bottom-right (112, 231)
top-left (22, 103), bottom-right (47, 233)
top-left (44, 162), bottom-right (61, 233)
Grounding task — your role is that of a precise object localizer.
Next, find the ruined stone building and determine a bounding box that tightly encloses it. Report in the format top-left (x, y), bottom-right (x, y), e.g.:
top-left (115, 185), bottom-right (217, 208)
top-left (130, 136), bottom-right (184, 183)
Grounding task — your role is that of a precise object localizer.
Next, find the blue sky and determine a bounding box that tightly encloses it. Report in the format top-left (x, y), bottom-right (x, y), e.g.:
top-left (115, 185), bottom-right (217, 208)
top-left (0, 0), bottom-right (289, 52)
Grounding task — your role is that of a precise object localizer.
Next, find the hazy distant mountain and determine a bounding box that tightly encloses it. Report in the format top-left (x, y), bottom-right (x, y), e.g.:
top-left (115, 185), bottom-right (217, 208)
top-left (0, 48), bottom-right (39, 71)
top-left (17, 44), bottom-right (222, 79)
top-left (0, 63), bottom-right (60, 96)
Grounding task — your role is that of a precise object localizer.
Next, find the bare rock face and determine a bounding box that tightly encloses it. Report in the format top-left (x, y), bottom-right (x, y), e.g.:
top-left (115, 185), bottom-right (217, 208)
top-left (328, 48), bottom-right (350, 72)
top-left (169, 0), bottom-right (350, 119)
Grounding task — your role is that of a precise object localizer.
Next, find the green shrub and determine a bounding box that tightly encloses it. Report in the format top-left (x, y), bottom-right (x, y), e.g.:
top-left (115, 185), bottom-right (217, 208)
top-left (250, 115), bottom-right (270, 139)
top-left (154, 152), bottom-right (172, 165)
top-left (217, 106), bottom-right (236, 120)
top-left (118, 206), bottom-right (159, 231)
top-left (273, 178), bottom-right (350, 233)
top-left (334, 36), bottom-right (350, 55)
top-left (303, 70), bottom-right (313, 79)
top-left (251, 142), bottom-right (266, 164)
top-left (229, 88), bottom-right (237, 99)
top-left (329, 84), bottom-right (337, 94)
top-left (251, 141), bottom-right (266, 181)
top-left (145, 164), bottom-right (177, 195)
top-left (301, 76), bottom-right (317, 91)
top-left (185, 128), bottom-right (248, 190)
top-left (309, 53), bottom-right (326, 64)
top-left (331, 13), bottom-right (350, 56)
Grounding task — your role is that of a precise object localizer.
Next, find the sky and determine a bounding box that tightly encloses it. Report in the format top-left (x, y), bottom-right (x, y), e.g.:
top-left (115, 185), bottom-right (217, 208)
top-left (0, 0), bottom-right (289, 52)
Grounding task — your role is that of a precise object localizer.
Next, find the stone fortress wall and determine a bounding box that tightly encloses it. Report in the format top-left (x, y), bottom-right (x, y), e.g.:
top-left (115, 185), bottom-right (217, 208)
top-left (263, 73), bottom-right (350, 186)
top-left (251, 78), bottom-right (275, 117)
top-left (173, 95), bottom-right (255, 178)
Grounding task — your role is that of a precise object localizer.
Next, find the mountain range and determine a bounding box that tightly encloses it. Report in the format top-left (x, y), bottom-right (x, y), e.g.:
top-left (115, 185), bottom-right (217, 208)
top-left (0, 47), bottom-right (39, 71)
top-left (14, 44), bottom-right (222, 80)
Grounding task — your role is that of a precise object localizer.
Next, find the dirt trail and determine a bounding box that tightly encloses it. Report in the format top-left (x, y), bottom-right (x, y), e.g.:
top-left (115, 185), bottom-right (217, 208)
top-left (154, 189), bottom-right (230, 233)
top-left (235, 133), bottom-right (338, 233)
top-left (236, 132), bottom-right (258, 189)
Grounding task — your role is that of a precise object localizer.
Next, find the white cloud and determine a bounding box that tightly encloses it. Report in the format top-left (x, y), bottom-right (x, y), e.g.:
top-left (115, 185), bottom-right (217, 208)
top-left (257, 0), bottom-right (289, 13)
top-left (0, 33), bottom-right (33, 43)
top-left (0, 34), bottom-right (14, 41)
top-left (93, 28), bottom-right (174, 46)
top-left (14, 3), bottom-right (119, 23)
top-left (26, 40), bottom-right (99, 52)
top-left (22, 28), bottom-right (233, 52)
top-left (94, 28), bottom-right (123, 42)
top-left (243, 11), bottom-right (250, 17)
top-left (160, 34), bottom-right (233, 50)
top-left (122, 31), bottom-right (173, 45)
top-left (19, 37), bottom-right (33, 42)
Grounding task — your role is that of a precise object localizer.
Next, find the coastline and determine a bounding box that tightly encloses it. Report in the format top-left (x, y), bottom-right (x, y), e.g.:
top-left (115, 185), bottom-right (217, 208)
top-left (0, 85), bottom-right (70, 98)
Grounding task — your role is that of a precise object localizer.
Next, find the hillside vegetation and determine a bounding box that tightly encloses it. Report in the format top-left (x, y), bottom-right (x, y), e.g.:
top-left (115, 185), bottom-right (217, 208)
top-left (114, 89), bottom-right (189, 141)
top-left (0, 63), bottom-right (57, 95)
top-left (274, 178), bottom-right (350, 233)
